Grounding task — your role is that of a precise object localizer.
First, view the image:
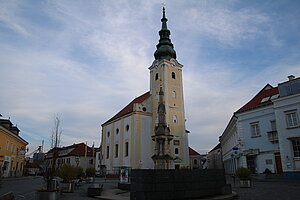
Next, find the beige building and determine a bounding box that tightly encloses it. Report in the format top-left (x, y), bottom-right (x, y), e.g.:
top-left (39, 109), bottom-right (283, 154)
top-left (101, 8), bottom-right (189, 172)
top-left (0, 118), bottom-right (28, 177)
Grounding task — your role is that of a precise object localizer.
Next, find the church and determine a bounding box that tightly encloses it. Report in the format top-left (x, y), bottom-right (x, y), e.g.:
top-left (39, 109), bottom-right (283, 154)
top-left (101, 8), bottom-right (189, 171)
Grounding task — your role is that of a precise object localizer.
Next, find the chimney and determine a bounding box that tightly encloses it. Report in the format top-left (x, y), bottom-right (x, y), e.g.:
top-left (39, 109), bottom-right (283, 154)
top-left (288, 75), bottom-right (295, 81)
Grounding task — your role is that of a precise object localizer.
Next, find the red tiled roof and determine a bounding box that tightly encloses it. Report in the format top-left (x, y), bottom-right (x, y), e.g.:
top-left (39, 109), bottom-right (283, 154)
top-left (189, 147), bottom-right (200, 156)
top-left (236, 84), bottom-right (279, 113)
top-left (46, 143), bottom-right (95, 157)
top-left (103, 91), bottom-right (151, 125)
top-left (68, 143), bottom-right (94, 157)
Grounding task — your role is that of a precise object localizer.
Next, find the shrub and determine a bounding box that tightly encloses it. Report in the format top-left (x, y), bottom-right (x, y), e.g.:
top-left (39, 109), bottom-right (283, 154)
top-left (236, 167), bottom-right (251, 180)
top-left (59, 164), bottom-right (77, 182)
top-left (74, 166), bottom-right (84, 179)
top-left (85, 167), bottom-right (96, 177)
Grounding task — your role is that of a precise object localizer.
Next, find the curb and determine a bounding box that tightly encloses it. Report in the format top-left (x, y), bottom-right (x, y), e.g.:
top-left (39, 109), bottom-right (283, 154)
top-left (95, 190), bottom-right (237, 200)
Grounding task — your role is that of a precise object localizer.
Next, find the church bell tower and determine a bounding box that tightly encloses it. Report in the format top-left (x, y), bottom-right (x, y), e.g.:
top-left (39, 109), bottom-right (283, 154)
top-left (150, 8), bottom-right (189, 169)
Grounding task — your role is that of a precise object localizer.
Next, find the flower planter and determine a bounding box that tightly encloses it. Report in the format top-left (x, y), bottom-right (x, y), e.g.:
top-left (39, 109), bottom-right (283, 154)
top-left (60, 182), bottom-right (75, 193)
top-left (239, 179), bottom-right (252, 188)
top-left (36, 190), bottom-right (60, 200)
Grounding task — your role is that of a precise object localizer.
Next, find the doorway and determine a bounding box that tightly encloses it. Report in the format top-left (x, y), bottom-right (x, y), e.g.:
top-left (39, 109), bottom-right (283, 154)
top-left (246, 155), bottom-right (256, 173)
top-left (274, 153), bottom-right (283, 174)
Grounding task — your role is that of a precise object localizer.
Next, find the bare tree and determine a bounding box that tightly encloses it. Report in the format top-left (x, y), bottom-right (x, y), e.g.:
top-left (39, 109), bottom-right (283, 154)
top-left (46, 114), bottom-right (63, 190)
top-left (51, 115), bottom-right (62, 149)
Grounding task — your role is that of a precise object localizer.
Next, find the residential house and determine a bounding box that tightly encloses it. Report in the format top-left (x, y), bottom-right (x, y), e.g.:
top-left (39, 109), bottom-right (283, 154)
top-left (220, 75), bottom-right (300, 178)
top-left (220, 84), bottom-right (280, 174)
top-left (0, 118), bottom-right (28, 177)
top-left (273, 75), bottom-right (300, 178)
top-left (189, 147), bottom-right (202, 169)
top-left (207, 143), bottom-right (223, 169)
top-left (45, 143), bottom-right (95, 172)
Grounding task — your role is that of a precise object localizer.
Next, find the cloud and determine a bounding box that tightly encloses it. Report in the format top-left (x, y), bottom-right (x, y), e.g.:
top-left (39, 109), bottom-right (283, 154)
top-left (1, 0), bottom-right (300, 155)
top-left (173, 2), bottom-right (270, 47)
top-left (0, 1), bottom-right (30, 36)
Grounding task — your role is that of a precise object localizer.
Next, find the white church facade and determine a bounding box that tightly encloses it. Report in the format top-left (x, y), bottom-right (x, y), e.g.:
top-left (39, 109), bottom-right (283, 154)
top-left (100, 8), bottom-right (189, 172)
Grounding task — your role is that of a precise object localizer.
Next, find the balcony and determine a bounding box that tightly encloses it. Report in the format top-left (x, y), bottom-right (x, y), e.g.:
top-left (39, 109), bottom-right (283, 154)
top-left (267, 131), bottom-right (278, 143)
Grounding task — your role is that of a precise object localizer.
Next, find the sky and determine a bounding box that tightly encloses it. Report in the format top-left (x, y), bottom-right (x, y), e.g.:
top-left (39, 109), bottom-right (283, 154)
top-left (1, 0), bottom-right (300, 154)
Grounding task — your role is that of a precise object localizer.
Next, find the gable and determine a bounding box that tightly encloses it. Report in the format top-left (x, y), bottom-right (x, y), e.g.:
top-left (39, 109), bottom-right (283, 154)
top-left (236, 84), bottom-right (279, 113)
top-left (102, 91), bottom-right (151, 125)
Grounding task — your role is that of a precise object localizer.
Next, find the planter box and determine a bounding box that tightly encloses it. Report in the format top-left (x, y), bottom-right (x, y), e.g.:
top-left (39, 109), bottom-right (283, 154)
top-left (60, 182), bottom-right (75, 193)
top-left (239, 180), bottom-right (252, 188)
top-left (36, 191), bottom-right (60, 200)
top-left (87, 184), bottom-right (103, 197)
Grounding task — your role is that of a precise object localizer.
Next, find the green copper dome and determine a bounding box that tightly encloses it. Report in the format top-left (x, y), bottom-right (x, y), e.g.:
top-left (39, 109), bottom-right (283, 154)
top-left (154, 7), bottom-right (177, 61)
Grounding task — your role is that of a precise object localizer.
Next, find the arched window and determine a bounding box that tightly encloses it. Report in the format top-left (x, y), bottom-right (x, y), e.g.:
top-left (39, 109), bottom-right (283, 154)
top-left (125, 142), bottom-right (129, 157)
top-left (172, 72), bottom-right (176, 79)
top-left (172, 91), bottom-right (176, 98)
top-left (106, 146), bottom-right (109, 159)
top-left (175, 148), bottom-right (179, 155)
top-left (115, 144), bottom-right (118, 158)
top-left (116, 128), bottom-right (119, 134)
top-left (107, 132), bottom-right (110, 137)
top-left (126, 125), bottom-right (129, 132)
top-left (173, 115), bottom-right (178, 123)
top-left (155, 73), bottom-right (159, 80)
top-left (194, 159), bottom-right (197, 165)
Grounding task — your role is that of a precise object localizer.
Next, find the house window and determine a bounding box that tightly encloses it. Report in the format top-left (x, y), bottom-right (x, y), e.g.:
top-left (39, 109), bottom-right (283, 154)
top-left (175, 148), bottom-right (179, 155)
top-left (286, 111), bottom-right (299, 128)
top-left (106, 146), bottom-right (109, 159)
top-left (291, 138), bottom-right (300, 158)
top-left (173, 115), bottom-right (178, 123)
top-left (6, 141), bottom-right (9, 151)
top-left (155, 73), bottom-right (159, 80)
top-left (115, 144), bottom-right (119, 158)
top-left (265, 159), bottom-right (273, 165)
top-left (194, 159), bottom-right (197, 165)
top-left (250, 122), bottom-right (260, 137)
top-left (172, 91), bottom-right (176, 98)
top-left (107, 131), bottom-right (110, 137)
top-left (116, 128), bottom-right (119, 134)
top-left (172, 72), bottom-right (176, 79)
top-left (270, 120), bottom-right (277, 131)
top-left (125, 142), bottom-right (129, 157)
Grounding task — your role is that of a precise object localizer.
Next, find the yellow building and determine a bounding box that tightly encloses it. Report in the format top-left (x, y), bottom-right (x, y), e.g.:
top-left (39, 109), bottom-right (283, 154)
top-left (0, 118), bottom-right (28, 177)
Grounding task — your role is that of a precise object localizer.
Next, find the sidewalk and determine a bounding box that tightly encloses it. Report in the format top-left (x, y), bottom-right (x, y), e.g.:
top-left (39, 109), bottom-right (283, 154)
top-left (2, 175), bottom-right (41, 182)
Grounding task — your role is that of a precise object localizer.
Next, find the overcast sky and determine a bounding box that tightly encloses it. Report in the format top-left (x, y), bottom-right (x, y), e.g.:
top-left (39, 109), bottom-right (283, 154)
top-left (1, 0), bottom-right (300, 154)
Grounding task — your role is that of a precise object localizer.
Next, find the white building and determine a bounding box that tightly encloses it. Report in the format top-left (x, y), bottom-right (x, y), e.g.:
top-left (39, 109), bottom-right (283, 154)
top-left (100, 8), bottom-right (189, 172)
top-left (45, 143), bottom-right (95, 172)
top-left (220, 84), bottom-right (280, 174)
top-left (273, 75), bottom-right (300, 178)
top-left (220, 75), bottom-right (300, 178)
